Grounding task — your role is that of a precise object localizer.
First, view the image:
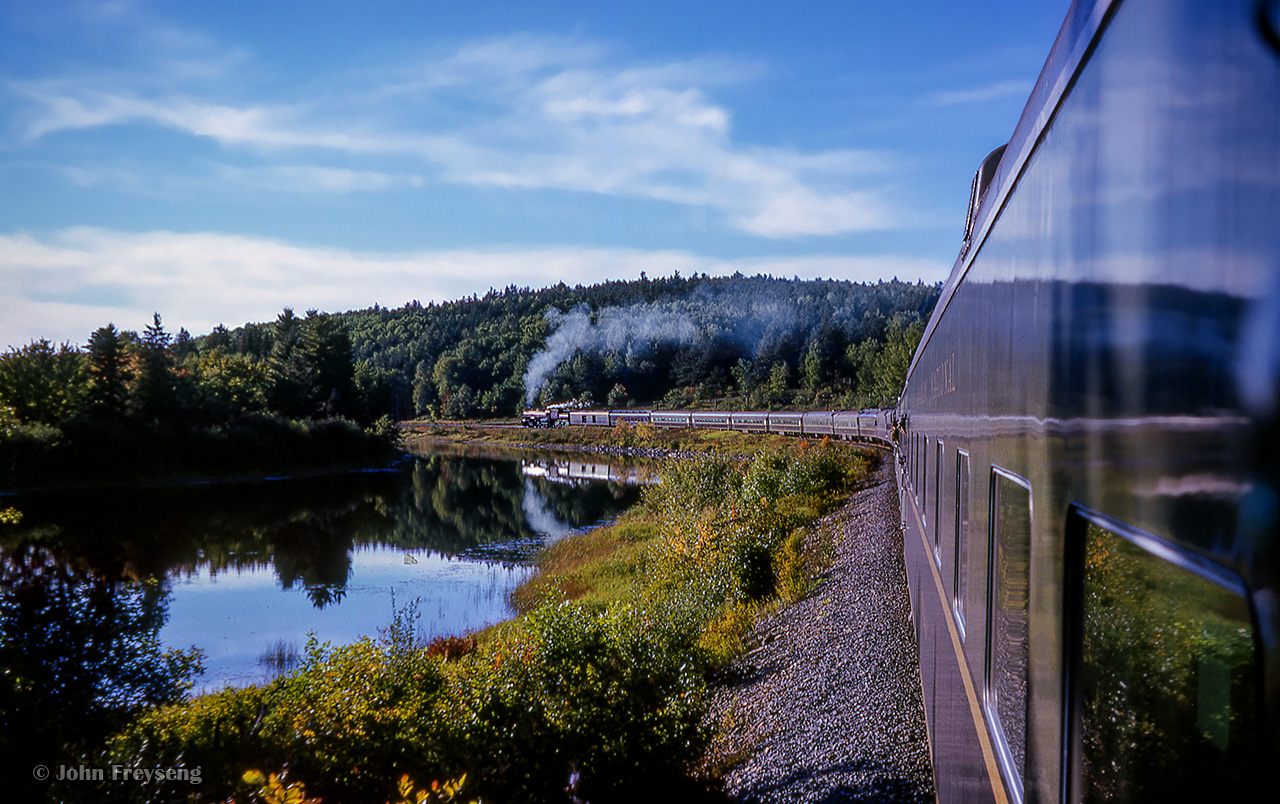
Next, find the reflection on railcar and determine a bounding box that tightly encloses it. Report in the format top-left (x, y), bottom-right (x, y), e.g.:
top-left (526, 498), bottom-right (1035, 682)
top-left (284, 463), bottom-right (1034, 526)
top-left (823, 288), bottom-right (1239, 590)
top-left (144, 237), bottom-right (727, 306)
top-left (988, 469), bottom-right (1031, 803)
top-left (954, 450), bottom-right (970, 637)
top-left (1077, 517), bottom-right (1258, 803)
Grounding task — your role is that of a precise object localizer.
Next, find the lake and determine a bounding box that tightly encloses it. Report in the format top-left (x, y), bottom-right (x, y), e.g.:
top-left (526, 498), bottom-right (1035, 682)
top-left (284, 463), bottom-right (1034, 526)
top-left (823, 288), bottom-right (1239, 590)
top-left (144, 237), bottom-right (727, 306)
top-left (0, 444), bottom-right (648, 693)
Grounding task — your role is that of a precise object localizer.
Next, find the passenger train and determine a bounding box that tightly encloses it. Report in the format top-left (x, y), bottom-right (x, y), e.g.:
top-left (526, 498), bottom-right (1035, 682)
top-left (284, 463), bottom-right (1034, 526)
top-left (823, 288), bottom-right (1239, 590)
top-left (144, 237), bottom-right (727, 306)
top-left (895, 1), bottom-right (1279, 802)
top-left (525, 2), bottom-right (1278, 800)
top-left (521, 405), bottom-right (893, 442)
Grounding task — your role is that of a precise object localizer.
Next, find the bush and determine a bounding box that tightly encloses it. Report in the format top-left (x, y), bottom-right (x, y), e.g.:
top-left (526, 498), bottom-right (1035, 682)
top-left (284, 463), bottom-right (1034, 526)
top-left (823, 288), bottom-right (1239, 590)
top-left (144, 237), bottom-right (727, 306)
top-left (108, 635), bottom-right (446, 804)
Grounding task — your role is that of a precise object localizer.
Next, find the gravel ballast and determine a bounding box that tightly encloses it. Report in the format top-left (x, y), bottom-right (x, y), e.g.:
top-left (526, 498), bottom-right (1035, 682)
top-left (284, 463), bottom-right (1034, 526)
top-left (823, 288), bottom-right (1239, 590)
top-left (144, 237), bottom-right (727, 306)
top-left (703, 452), bottom-right (935, 803)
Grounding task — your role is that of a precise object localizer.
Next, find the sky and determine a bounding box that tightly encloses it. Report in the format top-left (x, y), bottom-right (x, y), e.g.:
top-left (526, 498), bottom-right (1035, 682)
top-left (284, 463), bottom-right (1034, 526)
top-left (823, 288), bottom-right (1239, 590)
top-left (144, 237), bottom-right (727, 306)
top-left (0, 0), bottom-right (1069, 350)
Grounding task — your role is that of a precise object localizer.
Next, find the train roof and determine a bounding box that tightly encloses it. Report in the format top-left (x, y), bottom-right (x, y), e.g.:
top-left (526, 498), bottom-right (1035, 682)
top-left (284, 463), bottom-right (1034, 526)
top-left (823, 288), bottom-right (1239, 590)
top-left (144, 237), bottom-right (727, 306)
top-left (904, 0), bottom-right (1113, 388)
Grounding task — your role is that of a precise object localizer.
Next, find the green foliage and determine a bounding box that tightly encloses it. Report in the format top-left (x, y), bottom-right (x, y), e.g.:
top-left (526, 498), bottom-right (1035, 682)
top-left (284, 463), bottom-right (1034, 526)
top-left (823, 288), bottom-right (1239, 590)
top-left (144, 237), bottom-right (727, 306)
top-left (191, 350), bottom-right (270, 415)
top-left (645, 442), bottom-right (863, 610)
top-left (112, 634), bottom-right (446, 802)
top-left (843, 313), bottom-right (924, 408)
top-left (0, 339), bottom-right (88, 425)
top-left (131, 313), bottom-right (178, 424)
top-left (86, 324), bottom-right (131, 424)
top-left (1080, 523), bottom-right (1259, 801)
top-left (334, 275), bottom-right (937, 418)
top-left (606, 420), bottom-right (656, 449)
top-left (697, 600), bottom-right (759, 666)
top-left (775, 528), bottom-right (814, 603)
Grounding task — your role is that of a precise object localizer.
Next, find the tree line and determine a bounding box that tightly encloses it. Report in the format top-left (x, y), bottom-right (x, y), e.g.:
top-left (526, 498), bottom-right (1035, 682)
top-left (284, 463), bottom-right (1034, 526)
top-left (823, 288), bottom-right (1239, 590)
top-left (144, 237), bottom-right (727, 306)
top-left (0, 310), bottom-right (399, 488)
top-left (0, 273), bottom-right (936, 484)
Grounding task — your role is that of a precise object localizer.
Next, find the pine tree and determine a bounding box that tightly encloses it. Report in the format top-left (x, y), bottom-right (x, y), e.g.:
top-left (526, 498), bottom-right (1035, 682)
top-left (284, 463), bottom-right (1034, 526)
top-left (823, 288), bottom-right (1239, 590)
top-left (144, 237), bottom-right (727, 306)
top-left (86, 324), bottom-right (130, 425)
top-left (131, 313), bottom-right (176, 424)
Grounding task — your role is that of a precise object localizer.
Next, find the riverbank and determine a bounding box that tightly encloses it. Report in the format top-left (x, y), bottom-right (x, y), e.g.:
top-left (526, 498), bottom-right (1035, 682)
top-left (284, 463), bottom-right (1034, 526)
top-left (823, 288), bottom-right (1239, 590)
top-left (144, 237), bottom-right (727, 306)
top-left (401, 418), bottom-right (806, 459)
top-left (0, 413), bottom-right (401, 494)
top-left (63, 437), bottom-right (874, 804)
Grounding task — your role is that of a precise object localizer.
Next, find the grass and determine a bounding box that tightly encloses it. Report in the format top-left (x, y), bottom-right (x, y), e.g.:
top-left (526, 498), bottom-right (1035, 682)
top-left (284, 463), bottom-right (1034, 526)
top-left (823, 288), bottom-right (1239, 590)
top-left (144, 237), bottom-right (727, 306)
top-left (401, 420), bottom-right (805, 457)
top-left (509, 508), bottom-right (659, 614)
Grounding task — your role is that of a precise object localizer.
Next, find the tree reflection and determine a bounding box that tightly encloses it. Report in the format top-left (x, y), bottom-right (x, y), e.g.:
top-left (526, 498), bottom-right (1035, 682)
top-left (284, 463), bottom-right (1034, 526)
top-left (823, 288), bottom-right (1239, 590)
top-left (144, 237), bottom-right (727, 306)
top-left (0, 542), bottom-right (202, 801)
top-left (3, 451), bottom-right (641, 611)
top-left (1079, 521), bottom-right (1258, 802)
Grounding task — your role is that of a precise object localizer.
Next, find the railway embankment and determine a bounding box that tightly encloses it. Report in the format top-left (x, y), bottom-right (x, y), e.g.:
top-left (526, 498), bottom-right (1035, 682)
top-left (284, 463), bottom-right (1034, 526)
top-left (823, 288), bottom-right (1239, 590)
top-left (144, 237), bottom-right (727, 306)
top-left (703, 455), bottom-right (935, 803)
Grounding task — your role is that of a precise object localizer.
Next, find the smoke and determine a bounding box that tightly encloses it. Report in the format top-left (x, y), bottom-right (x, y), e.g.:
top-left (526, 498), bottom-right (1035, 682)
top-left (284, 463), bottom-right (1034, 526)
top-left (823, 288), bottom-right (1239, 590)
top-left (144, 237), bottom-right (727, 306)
top-left (520, 276), bottom-right (939, 405)
top-left (523, 302), bottom-right (698, 404)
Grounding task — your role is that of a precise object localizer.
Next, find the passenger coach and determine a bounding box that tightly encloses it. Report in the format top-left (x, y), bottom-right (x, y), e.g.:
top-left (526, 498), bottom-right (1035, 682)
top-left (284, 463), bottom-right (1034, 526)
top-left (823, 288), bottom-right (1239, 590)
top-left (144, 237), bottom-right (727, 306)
top-left (895, 1), bottom-right (1280, 802)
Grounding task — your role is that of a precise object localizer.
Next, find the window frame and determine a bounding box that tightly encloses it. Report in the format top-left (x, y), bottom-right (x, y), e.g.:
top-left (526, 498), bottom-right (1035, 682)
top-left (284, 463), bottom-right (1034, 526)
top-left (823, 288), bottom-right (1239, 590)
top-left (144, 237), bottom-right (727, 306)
top-left (1062, 505), bottom-right (1259, 804)
top-left (984, 465), bottom-right (1033, 804)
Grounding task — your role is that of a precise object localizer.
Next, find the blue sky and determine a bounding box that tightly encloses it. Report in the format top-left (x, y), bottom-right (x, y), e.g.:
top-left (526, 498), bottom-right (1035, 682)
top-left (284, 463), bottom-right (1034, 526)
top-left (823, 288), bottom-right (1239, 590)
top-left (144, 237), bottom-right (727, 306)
top-left (0, 0), bottom-right (1067, 349)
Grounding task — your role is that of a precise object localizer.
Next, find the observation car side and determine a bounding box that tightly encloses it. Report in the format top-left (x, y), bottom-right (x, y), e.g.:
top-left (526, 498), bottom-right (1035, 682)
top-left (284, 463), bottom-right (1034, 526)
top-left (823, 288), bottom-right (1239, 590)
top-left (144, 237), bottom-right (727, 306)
top-left (895, 1), bottom-right (1280, 802)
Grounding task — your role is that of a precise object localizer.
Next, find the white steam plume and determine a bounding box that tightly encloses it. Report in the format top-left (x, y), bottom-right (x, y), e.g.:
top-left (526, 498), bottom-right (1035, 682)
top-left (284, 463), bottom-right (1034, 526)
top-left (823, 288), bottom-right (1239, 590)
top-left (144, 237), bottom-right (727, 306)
top-left (523, 302), bottom-right (697, 404)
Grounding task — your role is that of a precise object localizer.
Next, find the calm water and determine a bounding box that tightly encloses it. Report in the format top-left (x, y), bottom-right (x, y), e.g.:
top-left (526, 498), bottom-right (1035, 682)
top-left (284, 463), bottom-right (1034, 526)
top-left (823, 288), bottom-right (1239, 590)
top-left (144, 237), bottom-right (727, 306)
top-left (0, 445), bottom-right (646, 692)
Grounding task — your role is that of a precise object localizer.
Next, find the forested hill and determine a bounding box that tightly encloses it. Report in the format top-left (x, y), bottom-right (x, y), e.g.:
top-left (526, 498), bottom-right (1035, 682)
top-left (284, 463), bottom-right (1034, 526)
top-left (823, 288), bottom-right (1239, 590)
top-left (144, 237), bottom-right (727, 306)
top-left (333, 273), bottom-right (939, 418)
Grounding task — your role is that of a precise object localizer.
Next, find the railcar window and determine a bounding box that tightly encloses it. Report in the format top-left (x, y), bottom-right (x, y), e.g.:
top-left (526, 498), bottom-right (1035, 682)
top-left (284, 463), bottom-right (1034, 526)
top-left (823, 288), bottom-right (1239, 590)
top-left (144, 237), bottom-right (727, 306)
top-left (986, 468), bottom-right (1031, 804)
top-left (912, 433), bottom-right (919, 499)
top-left (921, 437), bottom-right (929, 528)
top-left (933, 440), bottom-right (943, 567)
top-left (954, 450), bottom-right (970, 637)
top-left (913, 433), bottom-right (919, 498)
top-left (1069, 512), bottom-right (1259, 803)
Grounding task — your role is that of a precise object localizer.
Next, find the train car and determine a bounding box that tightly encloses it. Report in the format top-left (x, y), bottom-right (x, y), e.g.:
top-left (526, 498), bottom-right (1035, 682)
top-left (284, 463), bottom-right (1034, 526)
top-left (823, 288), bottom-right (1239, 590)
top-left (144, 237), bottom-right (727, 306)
top-left (864, 412), bottom-right (888, 442)
top-left (895, 2), bottom-right (1280, 803)
top-left (767, 411), bottom-right (803, 435)
top-left (608, 410), bottom-right (652, 426)
top-left (831, 410), bottom-right (863, 440)
top-left (568, 410), bottom-right (612, 426)
top-left (801, 410), bottom-right (835, 437)
top-left (729, 411), bottom-right (769, 433)
top-left (689, 411), bottom-right (731, 429)
top-left (650, 411), bottom-right (692, 428)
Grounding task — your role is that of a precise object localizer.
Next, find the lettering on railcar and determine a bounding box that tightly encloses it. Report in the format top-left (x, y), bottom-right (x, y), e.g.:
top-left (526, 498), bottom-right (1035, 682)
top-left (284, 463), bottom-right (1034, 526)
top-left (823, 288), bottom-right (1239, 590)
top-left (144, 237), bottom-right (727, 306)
top-left (931, 352), bottom-right (957, 400)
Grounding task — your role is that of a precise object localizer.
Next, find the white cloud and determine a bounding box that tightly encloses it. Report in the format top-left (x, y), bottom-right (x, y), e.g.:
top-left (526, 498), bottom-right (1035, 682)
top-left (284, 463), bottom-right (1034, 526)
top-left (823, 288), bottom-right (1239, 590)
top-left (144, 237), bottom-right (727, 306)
top-left (223, 165), bottom-right (425, 193)
top-left (932, 79), bottom-right (1032, 106)
top-left (9, 31), bottom-right (904, 238)
top-left (0, 228), bottom-right (949, 349)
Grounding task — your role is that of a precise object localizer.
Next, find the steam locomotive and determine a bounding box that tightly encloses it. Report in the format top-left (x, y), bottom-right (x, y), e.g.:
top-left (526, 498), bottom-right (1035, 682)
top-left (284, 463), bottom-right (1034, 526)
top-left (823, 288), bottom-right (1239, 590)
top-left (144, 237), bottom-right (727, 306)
top-left (894, 1), bottom-right (1280, 802)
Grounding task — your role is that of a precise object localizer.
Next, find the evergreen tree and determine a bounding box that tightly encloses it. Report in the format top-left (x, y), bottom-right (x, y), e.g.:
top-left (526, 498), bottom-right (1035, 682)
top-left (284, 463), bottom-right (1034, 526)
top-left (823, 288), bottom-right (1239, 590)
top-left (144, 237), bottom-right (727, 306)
top-left (301, 312), bottom-right (355, 419)
top-left (86, 325), bottom-right (131, 425)
top-left (412, 361), bottom-right (435, 417)
top-left (204, 324), bottom-right (232, 353)
top-left (268, 308), bottom-right (316, 417)
top-left (131, 313), bottom-right (176, 424)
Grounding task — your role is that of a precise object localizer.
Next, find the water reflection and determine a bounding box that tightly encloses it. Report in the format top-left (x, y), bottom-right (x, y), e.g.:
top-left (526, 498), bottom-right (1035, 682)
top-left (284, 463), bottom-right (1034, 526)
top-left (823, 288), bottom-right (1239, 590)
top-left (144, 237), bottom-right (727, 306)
top-left (0, 447), bottom-right (645, 692)
top-left (0, 542), bottom-right (202, 793)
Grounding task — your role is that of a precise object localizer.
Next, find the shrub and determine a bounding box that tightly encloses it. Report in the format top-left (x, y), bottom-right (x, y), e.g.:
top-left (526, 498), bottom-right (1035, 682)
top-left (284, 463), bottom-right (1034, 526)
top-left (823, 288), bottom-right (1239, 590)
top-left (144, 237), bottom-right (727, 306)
top-left (425, 634), bottom-right (477, 661)
top-left (109, 635), bottom-right (447, 804)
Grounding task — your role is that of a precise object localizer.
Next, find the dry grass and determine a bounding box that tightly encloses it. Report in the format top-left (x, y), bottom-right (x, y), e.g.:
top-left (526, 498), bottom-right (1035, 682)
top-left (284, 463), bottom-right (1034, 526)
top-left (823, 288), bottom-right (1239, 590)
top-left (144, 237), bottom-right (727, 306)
top-left (509, 508), bottom-right (660, 613)
top-left (400, 420), bottom-right (805, 457)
